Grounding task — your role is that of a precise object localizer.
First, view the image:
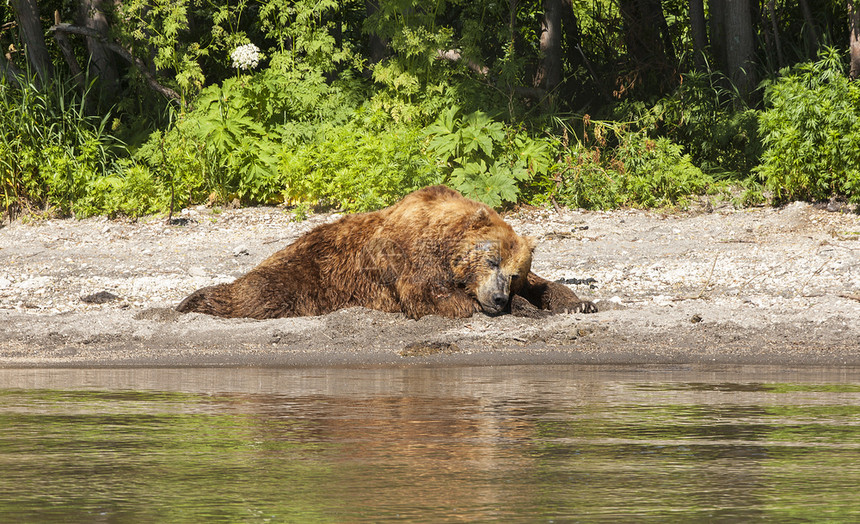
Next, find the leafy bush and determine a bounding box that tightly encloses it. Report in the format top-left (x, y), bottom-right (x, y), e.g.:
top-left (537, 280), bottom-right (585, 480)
top-left (135, 69), bottom-right (310, 206)
top-left (756, 48), bottom-right (860, 203)
top-left (424, 106), bottom-right (553, 207)
top-left (280, 119), bottom-right (437, 212)
top-left (134, 70), bottom-right (558, 213)
top-left (133, 129), bottom-right (207, 213)
top-left (79, 163), bottom-right (172, 217)
top-left (134, 63), bottom-right (437, 212)
top-left (618, 134), bottom-right (711, 207)
top-left (544, 118), bottom-right (712, 210)
top-left (544, 144), bottom-right (622, 209)
top-left (0, 76), bottom-right (124, 218)
top-left (657, 71), bottom-right (760, 178)
top-left (612, 69), bottom-right (760, 180)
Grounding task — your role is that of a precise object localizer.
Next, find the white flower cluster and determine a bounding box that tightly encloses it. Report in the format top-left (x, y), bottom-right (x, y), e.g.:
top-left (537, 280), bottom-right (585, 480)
top-left (231, 43), bottom-right (260, 70)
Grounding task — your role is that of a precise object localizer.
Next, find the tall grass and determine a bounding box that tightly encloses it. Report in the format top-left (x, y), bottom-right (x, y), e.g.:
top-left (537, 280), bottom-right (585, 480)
top-left (0, 72), bottom-right (124, 219)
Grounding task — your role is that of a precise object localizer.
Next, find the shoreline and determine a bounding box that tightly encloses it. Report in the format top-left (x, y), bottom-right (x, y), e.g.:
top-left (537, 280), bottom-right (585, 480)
top-left (2, 201), bottom-right (859, 369)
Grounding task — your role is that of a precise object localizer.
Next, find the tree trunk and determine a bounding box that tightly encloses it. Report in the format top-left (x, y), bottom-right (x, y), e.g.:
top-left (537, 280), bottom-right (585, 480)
top-left (10, 0), bottom-right (53, 84)
top-left (52, 10), bottom-right (84, 87)
top-left (689, 0), bottom-right (707, 70)
top-left (624, 0), bottom-right (675, 63)
top-left (798, 0), bottom-right (819, 55)
top-left (78, 0), bottom-right (118, 100)
top-left (559, 0), bottom-right (583, 68)
top-left (654, 1), bottom-right (675, 64)
top-left (619, 0), bottom-right (676, 91)
top-left (724, 0), bottom-right (756, 102)
top-left (560, 0), bottom-right (609, 100)
top-left (767, 0), bottom-right (785, 69)
top-left (850, 0), bottom-right (860, 79)
top-left (534, 0), bottom-right (562, 93)
top-left (708, 0), bottom-right (727, 72)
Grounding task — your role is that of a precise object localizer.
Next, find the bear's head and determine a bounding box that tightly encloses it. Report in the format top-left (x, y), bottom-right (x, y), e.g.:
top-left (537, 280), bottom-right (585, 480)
top-left (452, 207), bottom-right (536, 315)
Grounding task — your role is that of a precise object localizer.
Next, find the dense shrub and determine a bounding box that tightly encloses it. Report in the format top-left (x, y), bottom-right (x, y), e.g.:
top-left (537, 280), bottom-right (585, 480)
top-left (612, 69), bottom-right (761, 180)
top-left (424, 106), bottom-right (553, 207)
top-left (5, 1), bottom-right (859, 220)
top-left (657, 71), bottom-right (761, 179)
top-left (756, 48), bottom-right (860, 203)
top-left (0, 76), bottom-right (126, 218)
top-left (133, 66), bottom-right (438, 212)
top-left (617, 134), bottom-right (712, 207)
top-left (280, 120), bottom-right (437, 212)
top-left (543, 118), bottom-right (713, 210)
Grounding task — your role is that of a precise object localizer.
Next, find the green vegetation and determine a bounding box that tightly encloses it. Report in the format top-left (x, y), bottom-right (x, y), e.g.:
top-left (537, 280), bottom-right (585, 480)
top-left (756, 48), bottom-right (860, 204)
top-left (0, 75), bottom-right (123, 217)
top-left (542, 118), bottom-right (713, 210)
top-left (2, 1), bottom-right (859, 219)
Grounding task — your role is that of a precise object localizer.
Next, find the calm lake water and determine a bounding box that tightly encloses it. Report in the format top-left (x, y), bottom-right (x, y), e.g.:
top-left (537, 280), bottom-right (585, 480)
top-left (1, 365), bottom-right (859, 522)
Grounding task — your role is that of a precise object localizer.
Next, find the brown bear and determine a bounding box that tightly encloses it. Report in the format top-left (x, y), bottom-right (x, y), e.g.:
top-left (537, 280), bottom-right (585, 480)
top-left (176, 185), bottom-right (596, 319)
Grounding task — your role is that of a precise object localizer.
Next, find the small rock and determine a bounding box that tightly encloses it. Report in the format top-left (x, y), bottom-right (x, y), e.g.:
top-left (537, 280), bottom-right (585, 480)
top-left (233, 245), bottom-right (250, 257)
top-left (189, 267), bottom-right (206, 277)
top-left (81, 291), bottom-right (119, 304)
top-left (690, 314), bottom-right (703, 324)
top-left (400, 341), bottom-right (460, 357)
top-left (17, 277), bottom-right (52, 290)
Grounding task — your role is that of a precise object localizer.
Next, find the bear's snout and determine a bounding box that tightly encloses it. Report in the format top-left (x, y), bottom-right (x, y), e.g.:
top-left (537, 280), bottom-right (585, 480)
top-left (475, 270), bottom-right (512, 314)
top-left (480, 293), bottom-right (510, 315)
top-left (481, 292), bottom-right (510, 315)
top-left (491, 293), bottom-right (509, 309)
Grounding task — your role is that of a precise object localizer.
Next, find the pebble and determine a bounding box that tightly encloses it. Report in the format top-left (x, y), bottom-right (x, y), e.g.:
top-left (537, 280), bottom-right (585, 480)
top-left (16, 277), bottom-right (52, 290)
top-left (188, 267), bottom-right (207, 278)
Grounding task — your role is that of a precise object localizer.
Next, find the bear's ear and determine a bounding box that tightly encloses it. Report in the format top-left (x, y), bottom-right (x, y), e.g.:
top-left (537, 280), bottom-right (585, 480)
top-left (523, 235), bottom-right (537, 252)
top-left (469, 207), bottom-right (492, 228)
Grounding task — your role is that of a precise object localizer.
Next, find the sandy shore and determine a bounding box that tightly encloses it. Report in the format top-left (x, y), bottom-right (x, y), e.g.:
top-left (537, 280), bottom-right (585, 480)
top-left (1, 200), bottom-right (859, 368)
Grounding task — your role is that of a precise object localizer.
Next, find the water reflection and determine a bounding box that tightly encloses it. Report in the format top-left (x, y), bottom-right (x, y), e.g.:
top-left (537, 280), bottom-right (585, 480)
top-left (0, 366), bottom-right (858, 522)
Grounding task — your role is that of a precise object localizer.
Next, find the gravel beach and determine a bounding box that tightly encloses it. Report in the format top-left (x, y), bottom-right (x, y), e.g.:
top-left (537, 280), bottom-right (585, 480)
top-left (1, 200), bottom-right (859, 368)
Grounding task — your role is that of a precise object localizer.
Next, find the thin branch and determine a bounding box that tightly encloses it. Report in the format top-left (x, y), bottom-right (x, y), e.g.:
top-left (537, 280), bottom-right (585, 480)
top-left (436, 49), bottom-right (489, 76)
top-left (436, 48), bottom-right (549, 100)
top-left (52, 12), bottom-right (84, 89)
top-left (49, 23), bottom-right (181, 103)
top-left (694, 254), bottom-right (719, 299)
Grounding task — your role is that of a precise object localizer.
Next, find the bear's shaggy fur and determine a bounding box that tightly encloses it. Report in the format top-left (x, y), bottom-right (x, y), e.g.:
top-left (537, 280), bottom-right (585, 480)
top-left (176, 185), bottom-right (596, 319)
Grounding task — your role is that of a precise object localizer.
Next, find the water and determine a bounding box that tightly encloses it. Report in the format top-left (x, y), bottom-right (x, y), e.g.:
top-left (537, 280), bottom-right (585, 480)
top-left (1, 366), bottom-right (859, 522)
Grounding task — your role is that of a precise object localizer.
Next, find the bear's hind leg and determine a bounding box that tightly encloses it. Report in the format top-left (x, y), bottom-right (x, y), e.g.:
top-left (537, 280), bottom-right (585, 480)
top-left (176, 284), bottom-right (235, 317)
